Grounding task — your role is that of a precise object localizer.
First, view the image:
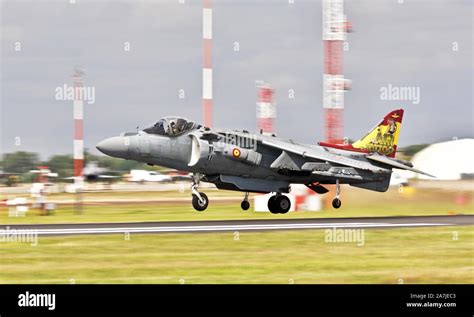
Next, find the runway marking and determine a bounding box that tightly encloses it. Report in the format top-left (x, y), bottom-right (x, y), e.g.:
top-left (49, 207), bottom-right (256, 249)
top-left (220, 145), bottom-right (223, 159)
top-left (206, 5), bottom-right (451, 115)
top-left (14, 222), bottom-right (451, 236)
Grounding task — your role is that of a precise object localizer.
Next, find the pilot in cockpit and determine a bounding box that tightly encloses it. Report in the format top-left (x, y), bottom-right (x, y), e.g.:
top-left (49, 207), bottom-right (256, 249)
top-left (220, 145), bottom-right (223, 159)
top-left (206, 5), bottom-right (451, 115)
top-left (143, 117), bottom-right (199, 136)
top-left (169, 120), bottom-right (179, 135)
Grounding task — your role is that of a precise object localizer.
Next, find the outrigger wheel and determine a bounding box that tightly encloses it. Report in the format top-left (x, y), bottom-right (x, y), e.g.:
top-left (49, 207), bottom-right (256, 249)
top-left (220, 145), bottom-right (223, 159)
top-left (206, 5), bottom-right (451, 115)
top-left (332, 198), bottom-right (341, 209)
top-left (241, 192), bottom-right (250, 211)
top-left (332, 179), bottom-right (342, 209)
top-left (241, 200), bottom-right (250, 211)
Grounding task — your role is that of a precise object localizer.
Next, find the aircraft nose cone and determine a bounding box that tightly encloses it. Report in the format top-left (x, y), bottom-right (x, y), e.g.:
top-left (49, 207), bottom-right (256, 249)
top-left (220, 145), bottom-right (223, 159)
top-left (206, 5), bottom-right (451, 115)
top-left (96, 137), bottom-right (129, 158)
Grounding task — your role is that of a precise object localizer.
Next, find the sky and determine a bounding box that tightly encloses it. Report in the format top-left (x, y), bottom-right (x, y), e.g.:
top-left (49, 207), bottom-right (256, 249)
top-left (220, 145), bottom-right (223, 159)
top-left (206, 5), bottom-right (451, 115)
top-left (0, 0), bottom-right (472, 159)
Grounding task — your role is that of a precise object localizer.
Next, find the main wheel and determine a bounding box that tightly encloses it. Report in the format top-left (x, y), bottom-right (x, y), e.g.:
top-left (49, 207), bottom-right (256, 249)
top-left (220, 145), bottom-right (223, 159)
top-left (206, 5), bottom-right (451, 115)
top-left (241, 200), bottom-right (250, 211)
top-left (267, 196), bottom-right (279, 214)
top-left (332, 198), bottom-right (341, 209)
top-left (192, 192), bottom-right (209, 211)
top-left (275, 195), bottom-right (291, 214)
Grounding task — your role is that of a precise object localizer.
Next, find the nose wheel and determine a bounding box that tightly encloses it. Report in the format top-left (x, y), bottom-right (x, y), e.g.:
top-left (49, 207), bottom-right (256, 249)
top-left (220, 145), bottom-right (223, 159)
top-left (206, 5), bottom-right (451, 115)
top-left (267, 194), bottom-right (291, 214)
top-left (241, 192), bottom-right (250, 211)
top-left (332, 179), bottom-right (342, 209)
top-left (191, 173), bottom-right (209, 211)
top-left (192, 192), bottom-right (208, 211)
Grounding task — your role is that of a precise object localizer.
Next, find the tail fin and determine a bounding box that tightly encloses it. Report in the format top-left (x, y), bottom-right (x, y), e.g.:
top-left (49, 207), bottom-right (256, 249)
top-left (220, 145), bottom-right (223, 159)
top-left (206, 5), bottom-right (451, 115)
top-left (319, 109), bottom-right (404, 158)
top-left (351, 109), bottom-right (403, 157)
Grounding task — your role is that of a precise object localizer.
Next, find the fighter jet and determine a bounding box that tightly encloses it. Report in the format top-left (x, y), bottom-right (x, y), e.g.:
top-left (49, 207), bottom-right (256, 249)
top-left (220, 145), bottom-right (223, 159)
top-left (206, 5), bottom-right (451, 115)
top-left (96, 109), bottom-right (432, 213)
top-left (63, 161), bottom-right (120, 182)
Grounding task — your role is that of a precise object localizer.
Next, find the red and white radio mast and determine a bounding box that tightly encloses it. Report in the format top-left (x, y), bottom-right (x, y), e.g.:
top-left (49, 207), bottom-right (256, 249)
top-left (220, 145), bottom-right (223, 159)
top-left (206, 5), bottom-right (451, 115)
top-left (202, 0), bottom-right (213, 127)
top-left (256, 82), bottom-right (276, 135)
top-left (72, 68), bottom-right (85, 189)
top-left (322, 0), bottom-right (351, 143)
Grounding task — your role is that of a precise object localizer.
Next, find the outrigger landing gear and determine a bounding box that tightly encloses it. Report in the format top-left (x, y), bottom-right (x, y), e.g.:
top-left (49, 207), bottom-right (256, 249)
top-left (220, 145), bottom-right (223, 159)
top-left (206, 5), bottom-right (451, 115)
top-left (267, 193), bottom-right (291, 214)
top-left (332, 179), bottom-right (342, 209)
top-left (191, 173), bottom-right (209, 211)
top-left (241, 192), bottom-right (250, 211)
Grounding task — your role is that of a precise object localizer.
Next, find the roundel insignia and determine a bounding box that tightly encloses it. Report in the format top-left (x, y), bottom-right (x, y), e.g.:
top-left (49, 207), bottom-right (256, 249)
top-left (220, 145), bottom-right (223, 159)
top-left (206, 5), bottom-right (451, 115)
top-left (232, 148), bottom-right (241, 158)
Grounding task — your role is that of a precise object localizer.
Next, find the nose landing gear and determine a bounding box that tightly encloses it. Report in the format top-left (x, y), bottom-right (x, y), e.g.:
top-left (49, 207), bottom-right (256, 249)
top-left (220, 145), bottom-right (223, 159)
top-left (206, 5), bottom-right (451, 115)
top-left (192, 191), bottom-right (209, 211)
top-left (191, 173), bottom-right (209, 211)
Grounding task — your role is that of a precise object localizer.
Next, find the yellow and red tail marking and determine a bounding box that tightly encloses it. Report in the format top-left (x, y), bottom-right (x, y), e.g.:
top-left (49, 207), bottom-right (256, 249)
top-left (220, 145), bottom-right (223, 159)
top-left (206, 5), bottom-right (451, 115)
top-left (319, 109), bottom-right (404, 158)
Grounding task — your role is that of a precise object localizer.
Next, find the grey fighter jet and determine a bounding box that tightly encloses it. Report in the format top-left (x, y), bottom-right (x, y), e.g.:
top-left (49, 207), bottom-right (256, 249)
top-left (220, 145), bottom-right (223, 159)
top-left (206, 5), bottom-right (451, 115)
top-left (96, 109), bottom-right (432, 213)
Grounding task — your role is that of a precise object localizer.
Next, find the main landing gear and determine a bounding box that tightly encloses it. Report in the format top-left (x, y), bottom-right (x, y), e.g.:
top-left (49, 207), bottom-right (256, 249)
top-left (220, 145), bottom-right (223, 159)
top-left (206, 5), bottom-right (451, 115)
top-left (189, 173), bottom-right (292, 214)
top-left (267, 194), bottom-right (291, 214)
top-left (332, 179), bottom-right (342, 209)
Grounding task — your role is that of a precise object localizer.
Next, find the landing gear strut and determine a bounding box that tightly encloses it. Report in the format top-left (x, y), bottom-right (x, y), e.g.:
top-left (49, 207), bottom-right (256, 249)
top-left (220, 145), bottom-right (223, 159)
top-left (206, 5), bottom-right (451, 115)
top-left (191, 173), bottom-right (209, 211)
top-left (241, 192), bottom-right (250, 211)
top-left (267, 194), bottom-right (291, 214)
top-left (332, 179), bottom-right (342, 209)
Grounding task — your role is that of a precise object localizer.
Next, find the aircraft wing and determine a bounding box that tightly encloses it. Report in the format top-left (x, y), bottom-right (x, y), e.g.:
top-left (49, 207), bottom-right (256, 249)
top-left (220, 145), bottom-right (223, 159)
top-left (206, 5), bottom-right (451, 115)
top-left (257, 135), bottom-right (388, 173)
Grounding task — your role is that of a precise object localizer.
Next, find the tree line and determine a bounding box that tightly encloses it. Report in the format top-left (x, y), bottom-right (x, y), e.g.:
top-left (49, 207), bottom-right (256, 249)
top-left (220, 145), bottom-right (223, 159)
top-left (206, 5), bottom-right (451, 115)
top-left (1, 150), bottom-right (153, 181)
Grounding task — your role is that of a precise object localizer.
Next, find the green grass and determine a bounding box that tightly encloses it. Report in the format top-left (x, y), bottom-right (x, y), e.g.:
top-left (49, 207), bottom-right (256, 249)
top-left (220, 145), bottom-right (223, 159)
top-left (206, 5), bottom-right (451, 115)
top-left (1, 187), bottom-right (472, 224)
top-left (0, 226), bottom-right (472, 284)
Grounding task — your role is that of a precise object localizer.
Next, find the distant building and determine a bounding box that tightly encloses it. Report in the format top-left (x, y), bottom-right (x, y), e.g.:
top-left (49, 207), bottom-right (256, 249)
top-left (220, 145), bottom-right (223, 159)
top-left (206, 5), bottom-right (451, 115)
top-left (411, 139), bottom-right (474, 180)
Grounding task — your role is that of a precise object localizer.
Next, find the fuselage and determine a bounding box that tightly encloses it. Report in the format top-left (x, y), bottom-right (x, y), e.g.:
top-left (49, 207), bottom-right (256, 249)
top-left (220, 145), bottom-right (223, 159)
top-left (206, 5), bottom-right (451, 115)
top-left (96, 125), bottom-right (381, 186)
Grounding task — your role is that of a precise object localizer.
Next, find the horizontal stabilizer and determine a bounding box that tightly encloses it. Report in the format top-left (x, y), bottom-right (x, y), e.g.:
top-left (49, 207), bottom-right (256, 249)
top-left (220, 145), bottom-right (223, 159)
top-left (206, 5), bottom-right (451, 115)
top-left (366, 154), bottom-right (435, 177)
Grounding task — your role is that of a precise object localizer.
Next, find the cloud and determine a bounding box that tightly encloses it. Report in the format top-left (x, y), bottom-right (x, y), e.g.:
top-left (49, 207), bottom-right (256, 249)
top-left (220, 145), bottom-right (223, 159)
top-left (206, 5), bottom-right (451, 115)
top-left (0, 0), bottom-right (472, 158)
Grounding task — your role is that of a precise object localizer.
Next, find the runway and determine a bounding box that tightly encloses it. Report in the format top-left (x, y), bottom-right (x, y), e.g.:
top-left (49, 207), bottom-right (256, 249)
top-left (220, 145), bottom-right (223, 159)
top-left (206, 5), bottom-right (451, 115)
top-left (1, 215), bottom-right (472, 236)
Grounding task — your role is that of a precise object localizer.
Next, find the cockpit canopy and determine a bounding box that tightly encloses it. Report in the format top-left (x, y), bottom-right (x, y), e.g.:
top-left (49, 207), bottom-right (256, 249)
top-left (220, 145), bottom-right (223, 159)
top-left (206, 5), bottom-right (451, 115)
top-left (143, 117), bottom-right (199, 137)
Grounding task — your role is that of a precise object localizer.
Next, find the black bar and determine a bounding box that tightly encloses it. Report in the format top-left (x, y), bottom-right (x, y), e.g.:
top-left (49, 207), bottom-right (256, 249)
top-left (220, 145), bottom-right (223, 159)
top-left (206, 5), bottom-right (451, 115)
top-left (0, 284), bottom-right (471, 315)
